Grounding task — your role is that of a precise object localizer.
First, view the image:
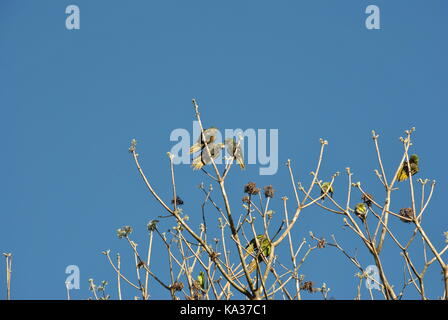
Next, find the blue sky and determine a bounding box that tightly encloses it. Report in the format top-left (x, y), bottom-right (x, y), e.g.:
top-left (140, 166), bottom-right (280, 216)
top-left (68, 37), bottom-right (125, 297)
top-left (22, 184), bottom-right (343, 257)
top-left (1, 0), bottom-right (447, 299)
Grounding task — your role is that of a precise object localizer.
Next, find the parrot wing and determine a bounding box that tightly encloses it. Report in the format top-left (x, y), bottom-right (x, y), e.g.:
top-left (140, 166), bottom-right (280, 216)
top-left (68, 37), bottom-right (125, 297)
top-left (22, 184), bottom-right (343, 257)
top-left (225, 138), bottom-right (245, 169)
top-left (190, 127), bottom-right (218, 154)
top-left (396, 163), bottom-right (409, 181)
top-left (410, 163), bottom-right (419, 176)
top-left (191, 143), bottom-right (223, 170)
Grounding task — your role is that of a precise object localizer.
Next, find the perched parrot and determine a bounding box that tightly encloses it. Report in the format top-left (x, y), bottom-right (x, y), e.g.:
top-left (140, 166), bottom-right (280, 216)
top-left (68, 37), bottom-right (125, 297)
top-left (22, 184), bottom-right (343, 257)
top-left (225, 137), bottom-right (245, 169)
top-left (396, 154), bottom-right (419, 182)
top-left (245, 235), bottom-right (271, 274)
top-left (190, 127), bottom-right (218, 154)
top-left (191, 143), bottom-right (224, 170)
top-left (355, 203), bottom-right (367, 219)
top-left (197, 271), bottom-right (207, 291)
top-left (320, 182), bottom-right (334, 200)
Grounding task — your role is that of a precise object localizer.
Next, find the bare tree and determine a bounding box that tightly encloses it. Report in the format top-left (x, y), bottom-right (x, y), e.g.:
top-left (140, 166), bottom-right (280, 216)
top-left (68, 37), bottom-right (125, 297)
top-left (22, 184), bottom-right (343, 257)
top-left (98, 99), bottom-right (447, 300)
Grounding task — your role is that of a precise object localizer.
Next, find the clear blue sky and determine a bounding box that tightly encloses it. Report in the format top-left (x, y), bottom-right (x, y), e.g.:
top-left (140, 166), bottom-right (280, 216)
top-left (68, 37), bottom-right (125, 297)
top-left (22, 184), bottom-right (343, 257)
top-left (1, 0), bottom-right (447, 299)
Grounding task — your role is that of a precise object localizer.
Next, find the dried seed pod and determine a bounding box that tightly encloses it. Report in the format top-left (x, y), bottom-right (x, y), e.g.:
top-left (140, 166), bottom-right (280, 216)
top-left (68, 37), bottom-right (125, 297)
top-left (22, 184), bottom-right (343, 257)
top-left (361, 193), bottom-right (374, 207)
top-left (244, 182), bottom-right (260, 195)
top-left (317, 238), bottom-right (327, 249)
top-left (301, 281), bottom-right (315, 293)
top-left (399, 208), bottom-right (415, 223)
top-left (264, 185), bottom-right (275, 198)
top-left (170, 281), bottom-right (184, 292)
top-left (171, 196), bottom-right (184, 206)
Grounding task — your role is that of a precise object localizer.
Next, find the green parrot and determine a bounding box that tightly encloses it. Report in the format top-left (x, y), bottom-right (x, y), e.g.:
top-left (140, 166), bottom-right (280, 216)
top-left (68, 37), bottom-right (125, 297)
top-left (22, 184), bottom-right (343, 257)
top-left (225, 137), bottom-right (245, 169)
top-left (190, 127), bottom-right (218, 154)
top-left (355, 203), bottom-right (367, 219)
top-left (197, 271), bottom-right (207, 291)
top-left (320, 182), bottom-right (334, 200)
top-left (191, 143), bottom-right (224, 170)
top-left (396, 154), bottom-right (419, 182)
top-left (245, 235), bottom-right (271, 274)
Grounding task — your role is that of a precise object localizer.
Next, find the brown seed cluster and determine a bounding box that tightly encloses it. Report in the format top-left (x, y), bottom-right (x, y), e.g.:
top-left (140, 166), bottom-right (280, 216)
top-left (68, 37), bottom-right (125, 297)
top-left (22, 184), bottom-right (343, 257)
top-left (317, 238), bottom-right (327, 249)
top-left (301, 281), bottom-right (315, 293)
top-left (361, 193), bottom-right (374, 207)
top-left (171, 196), bottom-right (184, 206)
top-left (244, 182), bottom-right (260, 195)
top-left (264, 185), bottom-right (275, 198)
top-left (171, 281), bottom-right (184, 292)
top-left (209, 251), bottom-right (220, 262)
top-left (399, 208), bottom-right (415, 223)
top-left (117, 226), bottom-right (133, 239)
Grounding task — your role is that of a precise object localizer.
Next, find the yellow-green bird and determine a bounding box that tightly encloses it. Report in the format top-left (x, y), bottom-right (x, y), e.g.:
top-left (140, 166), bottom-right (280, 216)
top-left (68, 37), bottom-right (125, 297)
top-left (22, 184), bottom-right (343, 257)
top-left (225, 137), bottom-right (245, 169)
top-left (396, 154), bottom-right (419, 182)
top-left (190, 127), bottom-right (218, 154)
top-left (320, 182), bottom-right (334, 200)
top-left (355, 203), bottom-right (367, 219)
top-left (245, 235), bottom-right (271, 274)
top-left (197, 271), bottom-right (206, 291)
top-left (191, 143), bottom-right (224, 170)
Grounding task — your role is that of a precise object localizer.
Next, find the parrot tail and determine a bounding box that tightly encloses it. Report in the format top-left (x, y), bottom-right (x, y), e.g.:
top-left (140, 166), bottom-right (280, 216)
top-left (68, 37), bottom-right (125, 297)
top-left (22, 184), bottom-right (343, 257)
top-left (246, 260), bottom-right (257, 274)
top-left (190, 143), bottom-right (202, 154)
top-left (237, 158), bottom-right (245, 169)
top-left (191, 158), bottom-right (205, 170)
